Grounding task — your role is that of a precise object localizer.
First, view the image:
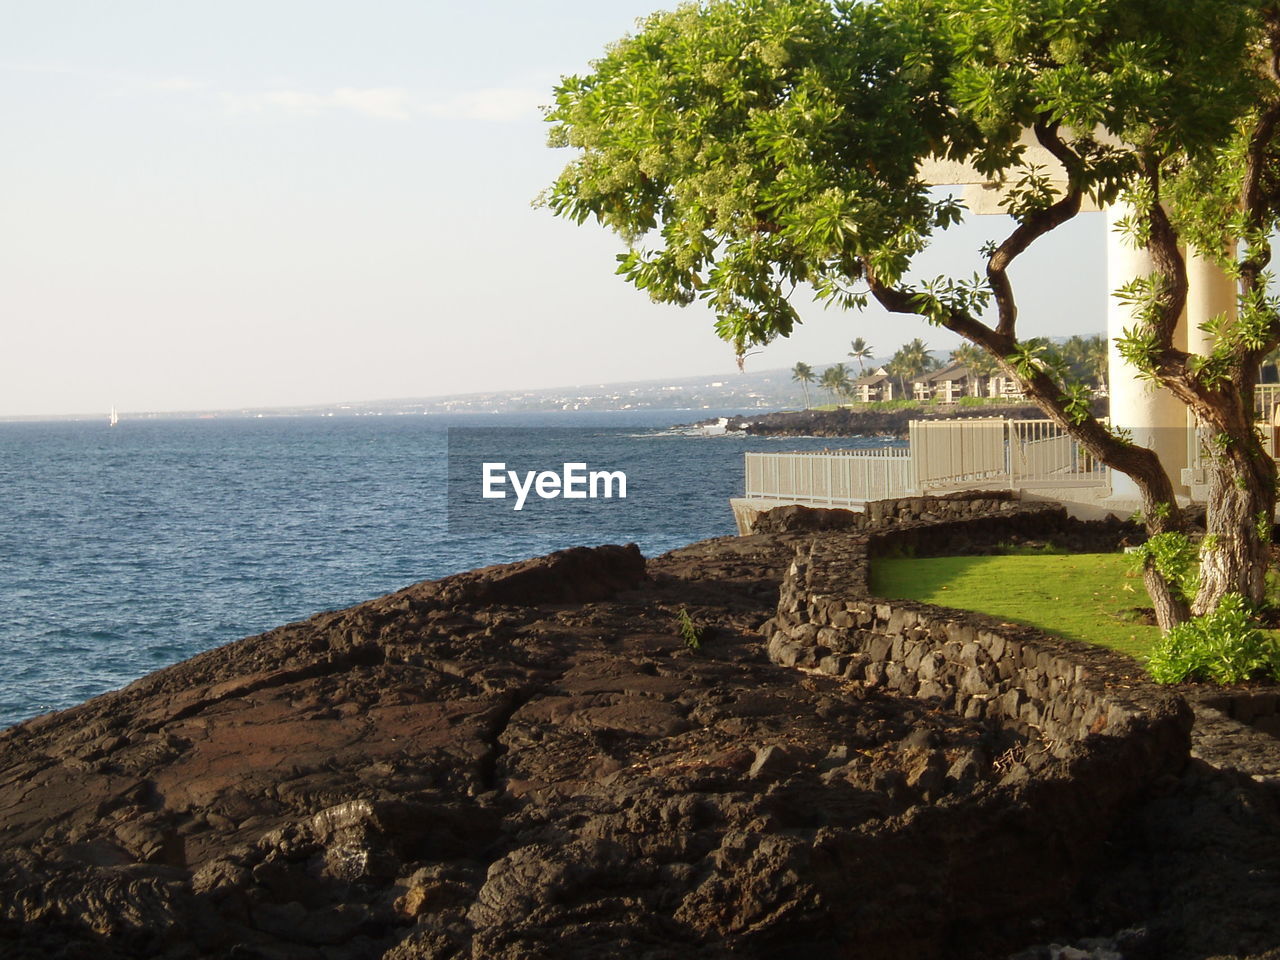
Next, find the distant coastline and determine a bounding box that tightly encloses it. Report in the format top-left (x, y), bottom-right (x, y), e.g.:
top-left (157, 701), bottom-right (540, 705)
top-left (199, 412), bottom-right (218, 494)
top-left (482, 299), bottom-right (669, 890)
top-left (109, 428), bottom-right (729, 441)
top-left (0, 363), bottom-right (813, 423)
top-left (693, 399), bottom-right (1110, 438)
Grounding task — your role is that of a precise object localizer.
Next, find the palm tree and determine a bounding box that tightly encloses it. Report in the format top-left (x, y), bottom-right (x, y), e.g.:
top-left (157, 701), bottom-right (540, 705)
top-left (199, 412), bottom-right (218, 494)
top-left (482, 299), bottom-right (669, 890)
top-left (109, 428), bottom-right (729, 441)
top-left (1057, 335), bottom-right (1087, 379)
top-left (847, 337), bottom-right (874, 373)
top-left (791, 361), bottom-right (815, 408)
top-left (887, 339), bottom-right (937, 399)
top-left (949, 342), bottom-right (997, 375)
top-left (1039, 344), bottom-right (1072, 386)
top-left (1084, 335), bottom-right (1109, 394)
top-left (949, 342), bottom-right (998, 397)
top-left (820, 363), bottom-right (851, 404)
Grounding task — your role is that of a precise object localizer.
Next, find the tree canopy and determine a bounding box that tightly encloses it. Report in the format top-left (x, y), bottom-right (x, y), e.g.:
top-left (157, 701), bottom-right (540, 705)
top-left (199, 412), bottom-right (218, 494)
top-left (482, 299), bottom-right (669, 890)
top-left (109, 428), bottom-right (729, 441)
top-left (543, 0), bottom-right (961, 355)
top-left (543, 0), bottom-right (1280, 631)
top-left (544, 0), bottom-right (1259, 354)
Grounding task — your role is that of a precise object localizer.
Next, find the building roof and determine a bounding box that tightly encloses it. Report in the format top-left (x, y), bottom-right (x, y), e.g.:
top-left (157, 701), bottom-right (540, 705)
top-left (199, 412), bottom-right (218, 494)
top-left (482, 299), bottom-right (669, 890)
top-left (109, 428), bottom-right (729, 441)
top-left (917, 362), bottom-right (974, 384)
top-left (854, 370), bottom-right (893, 386)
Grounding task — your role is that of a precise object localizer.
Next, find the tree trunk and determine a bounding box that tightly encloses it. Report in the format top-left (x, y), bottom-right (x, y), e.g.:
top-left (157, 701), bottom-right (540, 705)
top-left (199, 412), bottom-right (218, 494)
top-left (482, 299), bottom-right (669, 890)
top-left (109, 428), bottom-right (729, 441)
top-left (1194, 452), bottom-right (1275, 615)
top-left (1101, 432), bottom-right (1193, 631)
top-left (1001, 361), bottom-right (1196, 631)
top-left (1143, 565), bottom-right (1191, 630)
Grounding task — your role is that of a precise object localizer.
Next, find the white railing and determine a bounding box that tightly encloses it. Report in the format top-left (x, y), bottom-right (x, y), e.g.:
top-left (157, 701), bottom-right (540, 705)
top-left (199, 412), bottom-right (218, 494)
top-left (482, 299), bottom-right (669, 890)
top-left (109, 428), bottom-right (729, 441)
top-left (744, 418), bottom-right (1107, 506)
top-left (1186, 388), bottom-right (1280, 467)
top-left (1257, 383), bottom-right (1280, 424)
top-left (745, 449), bottom-right (915, 505)
top-left (1008, 419), bottom-right (1107, 483)
top-left (746, 400), bottom-right (1280, 508)
top-left (909, 418), bottom-right (1008, 488)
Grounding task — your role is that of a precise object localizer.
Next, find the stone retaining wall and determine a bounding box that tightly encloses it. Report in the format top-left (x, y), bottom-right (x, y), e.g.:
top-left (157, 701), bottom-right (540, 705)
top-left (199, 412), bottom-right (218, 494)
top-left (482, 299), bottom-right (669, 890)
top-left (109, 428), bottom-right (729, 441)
top-left (1189, 702), bottom-right (1280, 784)
top-left (758, 494), bottom-right (1280, 788)
top-left (760, 497), bottom-right (1183, 757)
top-left (1199, 691), bottom-right (1280, 738)
top-left (745, 491), bottom-right (1141, 553)
top-left (746, 490), bottom-right (1021, 535)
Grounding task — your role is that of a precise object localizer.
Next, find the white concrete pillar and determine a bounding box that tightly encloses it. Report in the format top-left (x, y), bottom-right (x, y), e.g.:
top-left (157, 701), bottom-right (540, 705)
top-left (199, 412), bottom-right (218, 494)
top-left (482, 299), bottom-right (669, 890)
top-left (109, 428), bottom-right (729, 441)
top-left (1184, 247), bottom-right (1233, 357)
top-left (1182, 248), bottom-right (1237, 490)
top-left (1105, 202), bottom-right (1190, 499)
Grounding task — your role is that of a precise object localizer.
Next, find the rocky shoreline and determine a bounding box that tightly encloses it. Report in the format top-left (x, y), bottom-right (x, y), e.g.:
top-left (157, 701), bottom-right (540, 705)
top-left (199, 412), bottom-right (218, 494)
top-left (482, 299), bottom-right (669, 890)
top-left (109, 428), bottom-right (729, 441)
top-left (710, 399), bottom-right (1110, 438)
top-left (1, 503), bottom-right (1278, 959)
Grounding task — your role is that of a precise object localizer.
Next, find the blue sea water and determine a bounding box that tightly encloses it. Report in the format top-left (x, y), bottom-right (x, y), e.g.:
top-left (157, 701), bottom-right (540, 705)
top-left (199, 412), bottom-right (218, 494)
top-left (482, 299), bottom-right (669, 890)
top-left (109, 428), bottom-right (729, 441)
top-left (0, 411), bottom-right (895, 728)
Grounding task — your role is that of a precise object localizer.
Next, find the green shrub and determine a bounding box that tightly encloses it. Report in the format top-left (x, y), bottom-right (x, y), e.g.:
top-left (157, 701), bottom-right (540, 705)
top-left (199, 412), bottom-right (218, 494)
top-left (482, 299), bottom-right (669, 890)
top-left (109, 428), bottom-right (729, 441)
top-left (676, 608), bottom-right (704, 652)
top-left (1264, 569), bottom-right (1280, 610)
top-left (871, 398), bottom-right (920, 411)
top-left (1146, 594), bottom-right (1280, 684)
top-left (957, 395), bottom-right (987, 407)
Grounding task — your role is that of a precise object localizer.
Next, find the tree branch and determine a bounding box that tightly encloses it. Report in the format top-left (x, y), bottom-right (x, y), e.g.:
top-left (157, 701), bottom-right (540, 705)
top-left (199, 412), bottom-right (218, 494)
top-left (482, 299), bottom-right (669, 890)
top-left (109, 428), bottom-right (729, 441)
top-left (1141, 165), bottom-right (1261, 444)
top-left (863, 267), bottom-right (1182, 530)
top-left (987, 121), bottom-right (1085, 338)
top-left (1239, 98), bottom-right (1280, 289)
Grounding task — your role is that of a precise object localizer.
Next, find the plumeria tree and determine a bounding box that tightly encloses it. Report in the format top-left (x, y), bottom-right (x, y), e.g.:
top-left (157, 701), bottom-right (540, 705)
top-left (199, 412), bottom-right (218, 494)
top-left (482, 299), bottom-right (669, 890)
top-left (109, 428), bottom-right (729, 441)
top-left (542, 0), bottom-right (1280, 630)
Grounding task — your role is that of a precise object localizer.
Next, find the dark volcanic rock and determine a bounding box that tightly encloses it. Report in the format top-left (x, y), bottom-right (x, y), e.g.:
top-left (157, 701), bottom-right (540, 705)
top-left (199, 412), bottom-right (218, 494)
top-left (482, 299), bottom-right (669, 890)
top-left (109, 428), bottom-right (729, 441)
top-left (748, 503), bottom-right (864, 534)
top-left (0, 533), bottom-right (1274, 959)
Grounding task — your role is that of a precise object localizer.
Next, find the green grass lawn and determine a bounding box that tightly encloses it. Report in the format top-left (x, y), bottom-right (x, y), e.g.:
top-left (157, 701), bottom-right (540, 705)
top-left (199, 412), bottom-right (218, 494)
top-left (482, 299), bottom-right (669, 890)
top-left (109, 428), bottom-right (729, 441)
top-left (869, 552), bottom-right (1160, 660)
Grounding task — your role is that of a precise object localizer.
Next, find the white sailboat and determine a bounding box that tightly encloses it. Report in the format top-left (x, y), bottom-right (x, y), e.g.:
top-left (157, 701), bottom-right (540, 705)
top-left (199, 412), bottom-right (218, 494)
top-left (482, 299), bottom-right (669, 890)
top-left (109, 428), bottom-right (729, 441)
top-left (109, 405), bottom-right (119, 427)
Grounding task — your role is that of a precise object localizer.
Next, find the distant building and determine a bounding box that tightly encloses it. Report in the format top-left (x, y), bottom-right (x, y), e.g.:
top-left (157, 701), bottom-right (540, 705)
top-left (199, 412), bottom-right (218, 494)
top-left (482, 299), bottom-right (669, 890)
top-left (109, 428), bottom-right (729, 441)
top-left (985, 373), bottom-right (1026, 401)
top-left (911, 363), bottom-right (984, 402)
top-left (903, 362), bottom-right (1028, 402)
top-left (853, 367), bottom-right (895, 402)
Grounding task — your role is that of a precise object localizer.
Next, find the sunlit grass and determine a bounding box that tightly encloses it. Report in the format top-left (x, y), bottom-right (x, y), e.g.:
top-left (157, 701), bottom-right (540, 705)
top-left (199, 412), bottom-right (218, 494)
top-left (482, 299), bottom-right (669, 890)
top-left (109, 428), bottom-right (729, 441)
top-left (869, 552), bottom-right (1159, 660)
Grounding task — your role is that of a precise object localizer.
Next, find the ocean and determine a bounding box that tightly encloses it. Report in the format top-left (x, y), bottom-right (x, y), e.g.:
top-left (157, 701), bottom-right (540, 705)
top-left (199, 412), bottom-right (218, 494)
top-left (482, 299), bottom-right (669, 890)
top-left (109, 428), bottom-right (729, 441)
top-left (0, 411), bottom-right (895, 728)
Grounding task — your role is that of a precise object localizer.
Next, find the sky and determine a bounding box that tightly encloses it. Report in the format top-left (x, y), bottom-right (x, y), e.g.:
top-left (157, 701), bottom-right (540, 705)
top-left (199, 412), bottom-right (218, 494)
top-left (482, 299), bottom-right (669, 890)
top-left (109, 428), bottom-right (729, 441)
top-left (0, 0), bottom-right (1105, 418)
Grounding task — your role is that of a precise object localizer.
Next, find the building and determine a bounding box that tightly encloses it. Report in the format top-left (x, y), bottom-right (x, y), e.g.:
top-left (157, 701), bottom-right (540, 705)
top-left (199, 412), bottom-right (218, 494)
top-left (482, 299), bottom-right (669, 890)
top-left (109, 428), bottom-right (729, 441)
top-left (852, 368), bottom-right (895, 403)
top-left (911, 363), bottom-right (984, 402)
top-left (984, 373), bottom-right (1025, 401)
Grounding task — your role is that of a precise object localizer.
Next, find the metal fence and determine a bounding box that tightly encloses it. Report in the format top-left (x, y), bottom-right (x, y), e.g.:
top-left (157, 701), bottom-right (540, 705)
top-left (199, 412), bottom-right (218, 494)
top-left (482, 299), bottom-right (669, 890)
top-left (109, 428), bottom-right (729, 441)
top-left (908, 418), bottom-right (1008, 488)
top-left (744, 448), bottom-right (915, 504)
top-left (743, 418), bottom-right (1106, 506)
top-left (1184, 386), bottom-right (1280, 467)
top-left (1258, 384), bottom-right (1280, 424)
top-left (1007, 419), bottom-right (1107, 482)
